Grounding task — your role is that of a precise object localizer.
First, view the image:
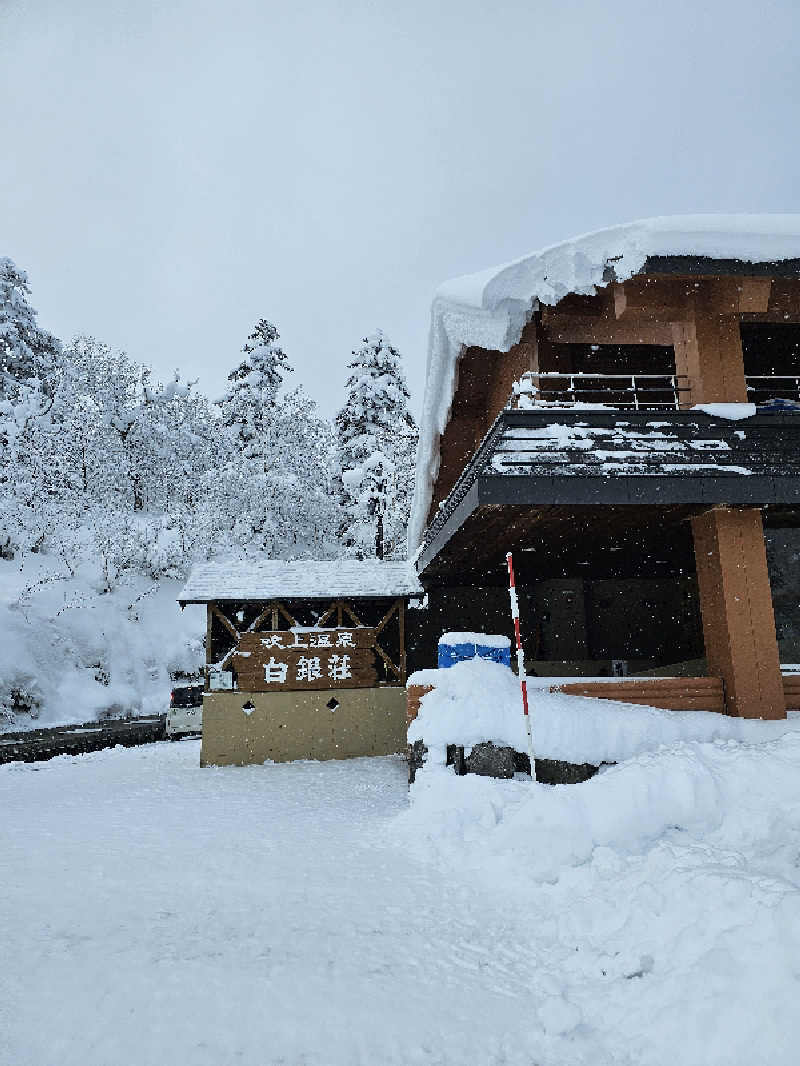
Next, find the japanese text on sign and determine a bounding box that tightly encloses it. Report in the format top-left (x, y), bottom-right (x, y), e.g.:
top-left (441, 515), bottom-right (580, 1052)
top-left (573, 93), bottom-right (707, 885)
top-left (231, 629), bottom-right (376, 691)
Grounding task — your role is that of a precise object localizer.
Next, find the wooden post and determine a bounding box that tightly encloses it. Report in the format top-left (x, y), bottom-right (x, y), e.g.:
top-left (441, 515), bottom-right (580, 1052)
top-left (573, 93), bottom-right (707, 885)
top-left (398, 598), bottom-right (406, 685)
top-left (205, 603), bottom-right (213, 690)
top-left (671, 281), bottom-right (749, 406)
top-left (691, 507), bottom-right (785, 719)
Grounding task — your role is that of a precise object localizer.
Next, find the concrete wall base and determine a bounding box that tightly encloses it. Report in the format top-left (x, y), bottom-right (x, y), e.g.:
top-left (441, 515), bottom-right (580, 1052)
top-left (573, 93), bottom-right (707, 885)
top-left (200, 687), bottom-right (407, 767)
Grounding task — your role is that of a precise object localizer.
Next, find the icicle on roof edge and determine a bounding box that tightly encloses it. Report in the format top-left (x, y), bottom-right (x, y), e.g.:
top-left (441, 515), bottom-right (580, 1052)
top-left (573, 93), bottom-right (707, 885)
top-left (408, 213), bottom-right (800, 554)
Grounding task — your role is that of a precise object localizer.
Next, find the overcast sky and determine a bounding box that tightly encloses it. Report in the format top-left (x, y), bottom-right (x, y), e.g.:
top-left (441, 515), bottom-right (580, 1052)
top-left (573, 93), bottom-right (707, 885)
top-left (2, 0), bottom-right (798, 417)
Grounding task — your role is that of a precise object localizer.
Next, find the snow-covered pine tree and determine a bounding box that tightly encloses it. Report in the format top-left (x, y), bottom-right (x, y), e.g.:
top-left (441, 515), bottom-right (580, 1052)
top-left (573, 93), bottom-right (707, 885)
top-left (0, 257), bottom-right (62, 402)
top-left (216, 320), bottom-right (294, 553)
top-left (217, 319), bottom-right (293, 448)
top-left (0, 258), bottom-right (64, 556)
top-left (335, 330), bottom-right (417, 559)
top-left (216, 320), bottom-right (339, 557)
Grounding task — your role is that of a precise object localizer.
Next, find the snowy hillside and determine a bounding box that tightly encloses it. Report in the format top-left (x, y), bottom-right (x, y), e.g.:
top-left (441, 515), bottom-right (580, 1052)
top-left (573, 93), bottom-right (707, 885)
top-left (0, 259), bottom-right (419, 728)
top-left (0, 552), bottom-right (205, 729)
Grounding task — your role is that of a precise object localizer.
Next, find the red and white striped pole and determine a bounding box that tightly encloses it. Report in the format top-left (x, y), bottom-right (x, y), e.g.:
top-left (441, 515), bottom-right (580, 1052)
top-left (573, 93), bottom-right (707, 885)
top-left (506, 552), bottom-right (536, 781)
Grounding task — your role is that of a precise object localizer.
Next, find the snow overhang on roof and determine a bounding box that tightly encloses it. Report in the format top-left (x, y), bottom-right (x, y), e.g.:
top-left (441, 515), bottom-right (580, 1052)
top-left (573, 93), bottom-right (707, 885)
top-left (178, 558), bottom-right (424, 604)
top-left (408, 214), bottom-right (800, 553)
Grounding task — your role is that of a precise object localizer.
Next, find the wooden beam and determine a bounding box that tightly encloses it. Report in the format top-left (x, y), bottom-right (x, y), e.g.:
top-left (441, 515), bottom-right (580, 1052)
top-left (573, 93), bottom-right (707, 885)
top-left (374, 600), bottom-right (398, 636)
top-left (248, 604), bottom-right (276, 634)
top-left (373, 640), bottom-right (401, 680)
top-left (738, 278), bottom-right (772, 313)
top-left (316, 601), bottom-right (339, 627)
top-left (540, 313), bottom-right (674, 347)
top-left (211, 605), bottom-right (240, 643)
top-left (613, 279), bottom-right (693, 322)
top-left (341, 601), bottom-right (364, 628)
top-left (275, 601), bottom-right (297, 628)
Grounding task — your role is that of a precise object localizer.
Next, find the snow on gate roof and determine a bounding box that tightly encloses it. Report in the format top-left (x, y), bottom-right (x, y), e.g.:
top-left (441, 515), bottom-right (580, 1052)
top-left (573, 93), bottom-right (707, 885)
top-left (178, 558), bottom-right (423, 604)
top-left (409, 213), bottom-right (800, 553)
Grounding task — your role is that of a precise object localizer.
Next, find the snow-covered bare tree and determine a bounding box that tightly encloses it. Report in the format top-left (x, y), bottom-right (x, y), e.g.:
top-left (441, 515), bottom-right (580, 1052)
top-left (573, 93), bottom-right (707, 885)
top-left (335, 330), bottom-right (417, 559)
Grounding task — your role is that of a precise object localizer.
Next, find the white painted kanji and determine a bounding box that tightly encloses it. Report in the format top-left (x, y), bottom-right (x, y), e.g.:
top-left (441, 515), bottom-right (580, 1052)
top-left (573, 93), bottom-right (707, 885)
top-left (327, 654), bottom-right (352, 681)
top-left (296, 656), bottom-right (322, 682)
top-left (263, 657), bottom-right (289, 684)
top-left (336, 632), bottom-right (355, 648)
top-left (310, 633), bottom-right (333, 648)
top-left (260, 635), bottom-right (285, 648)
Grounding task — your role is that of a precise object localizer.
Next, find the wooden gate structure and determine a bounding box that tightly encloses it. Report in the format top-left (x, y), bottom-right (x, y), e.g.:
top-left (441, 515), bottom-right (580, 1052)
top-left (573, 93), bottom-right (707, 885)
top-left (178, 559), bottom-right (422, 766)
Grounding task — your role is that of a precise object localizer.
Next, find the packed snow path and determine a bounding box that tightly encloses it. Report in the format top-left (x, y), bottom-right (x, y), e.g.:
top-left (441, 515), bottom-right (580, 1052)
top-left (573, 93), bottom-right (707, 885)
top-left (3, 744), bottom-right (544, 1066)
top-left (5, 737), bottom-right (800, 1065)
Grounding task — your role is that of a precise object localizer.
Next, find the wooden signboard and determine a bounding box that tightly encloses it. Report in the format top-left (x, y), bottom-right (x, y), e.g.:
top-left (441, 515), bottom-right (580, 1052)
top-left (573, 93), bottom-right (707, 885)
top-left (231, 628), bottom-right (378, 692)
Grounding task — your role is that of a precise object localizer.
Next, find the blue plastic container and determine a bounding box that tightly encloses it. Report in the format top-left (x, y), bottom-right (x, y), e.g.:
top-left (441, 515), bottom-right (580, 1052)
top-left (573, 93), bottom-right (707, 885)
top-left (437, 633), bottom-right (512, 669)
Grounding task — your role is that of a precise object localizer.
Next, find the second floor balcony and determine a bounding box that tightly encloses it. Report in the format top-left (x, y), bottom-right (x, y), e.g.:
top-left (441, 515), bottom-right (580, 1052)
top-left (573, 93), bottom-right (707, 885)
top-left (417, 397), bottom-right (800, 574)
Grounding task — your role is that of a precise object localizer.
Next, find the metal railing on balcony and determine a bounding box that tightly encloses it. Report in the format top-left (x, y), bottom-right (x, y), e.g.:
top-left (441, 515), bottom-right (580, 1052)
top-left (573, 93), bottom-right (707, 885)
top-left (745, 376), bottom-right (800, 408)
top-left (512, 372), bottom-right (690, 411)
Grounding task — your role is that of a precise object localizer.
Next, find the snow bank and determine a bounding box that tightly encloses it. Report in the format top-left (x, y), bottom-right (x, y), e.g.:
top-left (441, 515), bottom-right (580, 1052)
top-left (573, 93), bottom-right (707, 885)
top-left (691, 402), bottom-right (757, 419)
top-left (410, 214), bottom-right (800, 550)
top-left (0, 553), bottom-right (204, 729)
top-left (395, 733), bottom-right (800, 1062)
top-left (400, 733), bottom-right (800, 876)
top-left (408, 658), bottom-right (800, 764)
top-left (438, 631), bottom-right (510, 648)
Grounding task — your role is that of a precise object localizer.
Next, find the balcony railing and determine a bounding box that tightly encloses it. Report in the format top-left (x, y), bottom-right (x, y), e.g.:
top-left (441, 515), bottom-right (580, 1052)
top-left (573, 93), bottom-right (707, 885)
top-left (512, 372), bottom-right (690, 411)
top-left (512, 372), bottom-right (800, 411)
top-left (745, 376), bottom-right (800, 408)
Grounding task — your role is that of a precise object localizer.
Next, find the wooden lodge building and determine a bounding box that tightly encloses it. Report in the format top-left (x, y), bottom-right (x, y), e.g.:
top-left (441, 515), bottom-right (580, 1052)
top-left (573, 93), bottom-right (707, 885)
top-left (178, 559), bottom-right (422, 765)
top-left (408, 216), bottom-right (800, 720)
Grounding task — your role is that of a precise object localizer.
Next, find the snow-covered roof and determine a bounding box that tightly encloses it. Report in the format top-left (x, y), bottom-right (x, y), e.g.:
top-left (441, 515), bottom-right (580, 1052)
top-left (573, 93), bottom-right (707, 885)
top-left (178, 558), bottom-right (423, 603)
top-left (409, 214), bottom-right (800, 552)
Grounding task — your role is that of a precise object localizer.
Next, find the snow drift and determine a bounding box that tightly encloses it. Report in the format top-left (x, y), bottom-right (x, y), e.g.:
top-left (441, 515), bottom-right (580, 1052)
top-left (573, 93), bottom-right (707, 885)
top-left (408, 657), bottom-right (800, 765)
top-left (0, 552), bottom-right (205, 729)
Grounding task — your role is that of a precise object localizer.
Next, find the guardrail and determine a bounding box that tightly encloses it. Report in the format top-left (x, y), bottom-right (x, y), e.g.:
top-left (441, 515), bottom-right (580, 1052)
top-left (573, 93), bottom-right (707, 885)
top-left (513, 372), bottom-right (800, 410)
top-left (513, 372), bottom-right (690, 410)
top-left (0, 714), bottom-right (167, 765)
top-left (745, 375), bottom-right (800, 406)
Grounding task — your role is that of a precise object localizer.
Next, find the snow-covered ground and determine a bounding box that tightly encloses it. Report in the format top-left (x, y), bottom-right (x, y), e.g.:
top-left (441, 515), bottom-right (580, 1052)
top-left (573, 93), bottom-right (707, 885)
top-left (0, 553), bottom-right (205, 729)
top-left (5, 734), bottom-right (800, 1065)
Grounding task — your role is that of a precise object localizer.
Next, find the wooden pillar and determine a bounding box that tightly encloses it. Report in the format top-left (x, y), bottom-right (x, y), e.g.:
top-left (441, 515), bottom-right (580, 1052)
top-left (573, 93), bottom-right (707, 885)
top-left (398, 598), bottom-right (407, 685)
top-left (691, 507), bottom-right (785, 719)
top-left (671, 282), bottom-right (749, 405)
top-left (205, 603), bottom-right (213, 690)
